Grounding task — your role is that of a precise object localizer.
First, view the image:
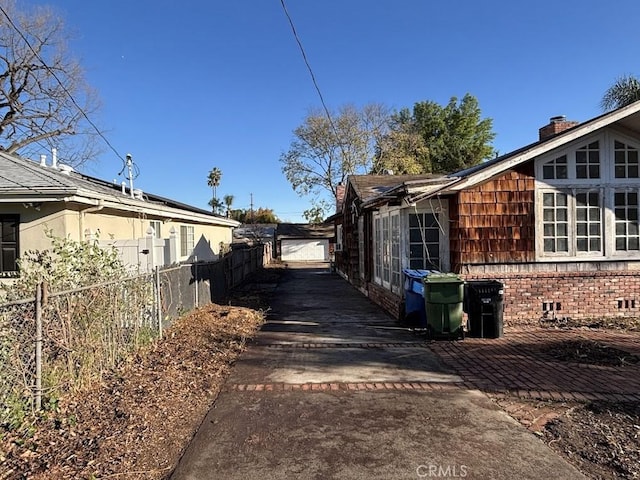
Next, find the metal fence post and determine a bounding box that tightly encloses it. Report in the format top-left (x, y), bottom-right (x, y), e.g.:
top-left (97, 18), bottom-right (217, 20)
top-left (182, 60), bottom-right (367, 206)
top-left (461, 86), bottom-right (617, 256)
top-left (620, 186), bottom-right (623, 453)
top-left (35, 282), bottom-right (43, 411)
top-left (155, 266), bottom-right (162, 338)
top-left (194, 256), bottom-right (198, 308)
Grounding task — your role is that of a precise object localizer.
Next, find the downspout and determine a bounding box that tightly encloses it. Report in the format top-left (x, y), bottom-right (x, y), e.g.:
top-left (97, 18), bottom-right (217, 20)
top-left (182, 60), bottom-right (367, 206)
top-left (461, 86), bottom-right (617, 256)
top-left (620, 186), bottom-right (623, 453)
top-left (79, 201), bottom-right (105, 241)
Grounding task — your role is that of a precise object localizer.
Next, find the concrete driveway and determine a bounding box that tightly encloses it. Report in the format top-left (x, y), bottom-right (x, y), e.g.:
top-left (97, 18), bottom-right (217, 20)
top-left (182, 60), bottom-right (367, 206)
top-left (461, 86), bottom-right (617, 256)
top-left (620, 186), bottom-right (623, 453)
top-left (170, 264), bottom-right (584, 480)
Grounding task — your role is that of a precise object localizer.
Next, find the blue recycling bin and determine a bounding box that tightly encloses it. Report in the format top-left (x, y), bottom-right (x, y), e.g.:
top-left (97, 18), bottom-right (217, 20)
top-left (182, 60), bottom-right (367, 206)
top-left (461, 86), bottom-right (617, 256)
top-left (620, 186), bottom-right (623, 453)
top-left (403, 269), bottom-right (436, 327)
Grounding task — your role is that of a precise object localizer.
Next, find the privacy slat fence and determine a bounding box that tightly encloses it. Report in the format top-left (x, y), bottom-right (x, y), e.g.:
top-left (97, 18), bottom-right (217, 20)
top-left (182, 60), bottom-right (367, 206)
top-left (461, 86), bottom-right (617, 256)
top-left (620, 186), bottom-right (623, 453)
top-left (0, 243), bottom-right (271, 427)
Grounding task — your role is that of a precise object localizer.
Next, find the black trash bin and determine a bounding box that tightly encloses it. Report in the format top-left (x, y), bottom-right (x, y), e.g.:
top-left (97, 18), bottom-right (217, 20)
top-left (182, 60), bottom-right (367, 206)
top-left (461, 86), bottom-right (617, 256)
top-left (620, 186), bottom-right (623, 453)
top-left (464, 280), bottom-right (504, 338)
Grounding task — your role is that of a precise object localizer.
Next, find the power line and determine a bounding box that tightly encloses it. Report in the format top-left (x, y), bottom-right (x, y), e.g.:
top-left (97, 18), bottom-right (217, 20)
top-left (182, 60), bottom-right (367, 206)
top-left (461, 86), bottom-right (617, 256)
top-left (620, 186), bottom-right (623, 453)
top-left (279, 0), bottom-right (348, 165)
top-left (0, 5), bottom-right (126, 163)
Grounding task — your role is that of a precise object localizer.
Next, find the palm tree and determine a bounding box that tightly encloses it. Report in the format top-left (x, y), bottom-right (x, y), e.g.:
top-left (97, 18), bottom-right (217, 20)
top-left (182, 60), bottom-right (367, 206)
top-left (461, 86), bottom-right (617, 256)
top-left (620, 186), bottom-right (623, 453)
top-left (207, 167), bottom-right (222, 212)
top-left (223, 194), bottom-right (234, 217)
top-left (208, 197), bottom-right (224, 215)
top-left (601, 75), bottom-right (640, 111)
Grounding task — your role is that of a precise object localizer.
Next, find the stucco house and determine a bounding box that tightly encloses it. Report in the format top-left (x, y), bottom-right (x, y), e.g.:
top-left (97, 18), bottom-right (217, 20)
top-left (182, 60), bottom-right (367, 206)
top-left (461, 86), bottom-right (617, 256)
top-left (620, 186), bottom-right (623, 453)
top-left (334, 101), bottom-right (640, 325)
top-left (0, 151), bottom-right (239, 276)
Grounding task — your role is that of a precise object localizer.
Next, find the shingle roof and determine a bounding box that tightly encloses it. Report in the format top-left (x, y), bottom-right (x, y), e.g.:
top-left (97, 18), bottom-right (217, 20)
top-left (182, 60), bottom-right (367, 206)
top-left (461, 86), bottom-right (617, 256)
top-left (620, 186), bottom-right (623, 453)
top-left (0, 151), bottom-right (232, 220)
top-left (348, 174), bottom-right (442, 202)
top-left (0, 152), bottom-right (79, 193)
top-left (276, 223), bottom-right (334, 239)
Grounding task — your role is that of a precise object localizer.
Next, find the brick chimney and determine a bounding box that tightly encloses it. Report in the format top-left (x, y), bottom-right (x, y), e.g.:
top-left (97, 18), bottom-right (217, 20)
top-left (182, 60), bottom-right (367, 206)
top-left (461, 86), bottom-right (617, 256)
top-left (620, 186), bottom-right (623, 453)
top-left (539, 115), bottom-right (579, 140)
top-left (335, 183), bottom-right (346, 213)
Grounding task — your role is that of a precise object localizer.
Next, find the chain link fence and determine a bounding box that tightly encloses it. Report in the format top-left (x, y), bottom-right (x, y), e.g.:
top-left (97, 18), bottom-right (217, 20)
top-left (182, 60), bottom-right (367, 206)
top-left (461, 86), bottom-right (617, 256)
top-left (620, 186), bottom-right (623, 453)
top-left (0, 243), bottom-right (271, 427)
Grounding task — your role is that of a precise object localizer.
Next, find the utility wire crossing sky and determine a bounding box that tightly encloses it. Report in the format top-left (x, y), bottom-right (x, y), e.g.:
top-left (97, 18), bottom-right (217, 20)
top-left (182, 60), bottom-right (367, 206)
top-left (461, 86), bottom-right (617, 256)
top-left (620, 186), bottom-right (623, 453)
top-left (18, 0), bottom-right (640, 222)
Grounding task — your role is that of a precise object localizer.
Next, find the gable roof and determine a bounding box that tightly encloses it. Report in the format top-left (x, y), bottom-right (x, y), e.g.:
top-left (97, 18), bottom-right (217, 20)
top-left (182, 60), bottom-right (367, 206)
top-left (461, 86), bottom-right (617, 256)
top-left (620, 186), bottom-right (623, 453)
top-left (349, 101), bottom-right (640, 209)
top-left (0, 152), bottom-right (239, 226)
top-left (440, 100), bottom-right (640, 194)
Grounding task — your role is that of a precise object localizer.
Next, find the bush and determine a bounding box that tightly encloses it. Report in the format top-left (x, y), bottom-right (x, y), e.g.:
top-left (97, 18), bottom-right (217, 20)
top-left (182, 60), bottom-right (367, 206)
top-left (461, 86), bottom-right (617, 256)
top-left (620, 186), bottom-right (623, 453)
top-left (0, 233), bottom-right (157, 430)
top-left (0, 230), bottom-right (126, 302)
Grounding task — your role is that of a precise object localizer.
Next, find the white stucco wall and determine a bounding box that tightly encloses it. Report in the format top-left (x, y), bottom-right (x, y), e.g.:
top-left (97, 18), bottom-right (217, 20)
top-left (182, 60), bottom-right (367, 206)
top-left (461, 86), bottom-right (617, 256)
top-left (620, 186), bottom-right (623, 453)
top-left (0, 202), bottom-right (235, 267)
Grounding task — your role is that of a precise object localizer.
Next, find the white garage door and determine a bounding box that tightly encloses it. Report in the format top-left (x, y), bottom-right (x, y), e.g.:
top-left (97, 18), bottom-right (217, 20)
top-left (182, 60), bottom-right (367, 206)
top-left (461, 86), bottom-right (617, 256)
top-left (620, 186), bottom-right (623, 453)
top-left (281, 239), bottom-right (329, 262)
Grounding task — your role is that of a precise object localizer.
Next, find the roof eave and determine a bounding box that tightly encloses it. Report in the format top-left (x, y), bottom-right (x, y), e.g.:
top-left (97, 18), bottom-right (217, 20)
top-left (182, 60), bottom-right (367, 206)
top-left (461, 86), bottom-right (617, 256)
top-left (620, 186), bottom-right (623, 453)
top-left (449, 101), bottom-right (640, 192)
top-left (361, 178), bottom-right (459, 209)
top-left (0, 190), bottom-right (240, 227)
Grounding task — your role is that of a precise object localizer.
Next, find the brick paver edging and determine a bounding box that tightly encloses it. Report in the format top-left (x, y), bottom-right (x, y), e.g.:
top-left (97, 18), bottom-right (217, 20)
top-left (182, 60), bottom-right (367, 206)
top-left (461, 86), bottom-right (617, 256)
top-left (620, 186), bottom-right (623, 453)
top-left (259, 342), bottom-right (430, 349)
top-left (225, 382), bottom-right (462, 393)
top-left (487, 389), bottom-right (640, 402)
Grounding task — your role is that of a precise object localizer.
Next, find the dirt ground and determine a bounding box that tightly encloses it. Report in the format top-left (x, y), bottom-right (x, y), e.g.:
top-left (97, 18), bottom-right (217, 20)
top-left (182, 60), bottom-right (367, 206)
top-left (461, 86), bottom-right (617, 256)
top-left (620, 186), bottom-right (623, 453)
top-left (1, 265), bottom-right (639, 479)
top-left (0, 267), bottom-right (284, 480)
top-left (495, 395), bottom-right (640, 480)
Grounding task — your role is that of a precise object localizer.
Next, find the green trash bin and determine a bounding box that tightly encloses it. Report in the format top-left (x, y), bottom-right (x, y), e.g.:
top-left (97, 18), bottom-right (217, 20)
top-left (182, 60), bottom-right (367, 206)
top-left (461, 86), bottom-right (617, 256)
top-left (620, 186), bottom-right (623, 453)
top-left (423, 273), bottom-right (465, 340)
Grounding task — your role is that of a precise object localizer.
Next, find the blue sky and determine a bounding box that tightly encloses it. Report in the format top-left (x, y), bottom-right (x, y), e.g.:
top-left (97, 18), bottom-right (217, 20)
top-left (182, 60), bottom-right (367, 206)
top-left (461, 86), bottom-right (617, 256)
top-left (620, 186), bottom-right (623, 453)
top-left (21, 0), bottom-right (640, 222)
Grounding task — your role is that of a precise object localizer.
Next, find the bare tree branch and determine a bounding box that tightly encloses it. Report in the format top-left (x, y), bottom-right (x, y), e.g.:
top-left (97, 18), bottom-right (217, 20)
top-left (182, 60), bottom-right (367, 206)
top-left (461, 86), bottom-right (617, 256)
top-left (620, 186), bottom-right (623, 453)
top-left (280, 103), bottom-right (391, 218)
top-left (0, 0), bottom-right (103, 167)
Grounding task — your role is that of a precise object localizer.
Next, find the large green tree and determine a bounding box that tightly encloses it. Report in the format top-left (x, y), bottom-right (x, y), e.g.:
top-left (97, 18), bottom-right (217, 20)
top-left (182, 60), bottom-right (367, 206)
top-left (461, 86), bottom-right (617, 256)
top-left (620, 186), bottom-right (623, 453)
top-left (280, 103), bottom-right (391, 218)
top-left (601, 74), bottom-right (640, 111)
top-left (303, 203), bottom-right (328, 224)
top-left (230, 207), bottom-right (279, 224)
top-left (372, 109), bottom-right (429, 174)
top-left (376, 94), bottom-right (495, 174)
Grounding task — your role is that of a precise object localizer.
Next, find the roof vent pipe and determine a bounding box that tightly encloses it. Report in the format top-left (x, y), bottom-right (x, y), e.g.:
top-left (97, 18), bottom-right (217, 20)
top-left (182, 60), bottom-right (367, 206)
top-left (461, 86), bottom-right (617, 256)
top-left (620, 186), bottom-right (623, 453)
top-left (126, 153), bottom-right (134, 198)
top-left (121, 181), bottom-right (126, 195)
top-left (40, 154), bottom-right (46, 167)
top-left (51, 148), bottom-right (58, 169)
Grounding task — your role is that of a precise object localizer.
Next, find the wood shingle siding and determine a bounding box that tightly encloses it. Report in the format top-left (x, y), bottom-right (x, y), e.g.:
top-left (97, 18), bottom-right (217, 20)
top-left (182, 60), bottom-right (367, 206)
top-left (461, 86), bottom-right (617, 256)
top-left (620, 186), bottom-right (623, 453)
top-left (451, 164), bottom-right (535, 270)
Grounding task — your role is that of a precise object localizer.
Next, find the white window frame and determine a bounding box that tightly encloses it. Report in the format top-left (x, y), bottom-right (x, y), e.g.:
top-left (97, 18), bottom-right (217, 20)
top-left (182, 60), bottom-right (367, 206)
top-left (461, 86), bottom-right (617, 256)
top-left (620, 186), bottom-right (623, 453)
top-left (149, 220), bottom-right (162, 239)
top-left (404, 198), bottom-right (450, 272)
top-left (358, 217), bottom-right (365, 280)
top-left (535, 130), bottom-right (640, 261)
top-left (373, 216), bottom-right (382, 283)
top-left (335, 224), bottom-right (343, 251)
top-left (538, 188), bottom-right (604, 257)
top-left (382, 214), bottom-right (390, 286)
top-left (614, 189), bottom-right (640, 252)
top-left (408, 210), bottom-right (442, 270)
top-left (372, 208), bottom-right (401, 294)
top-left (541, 190), bottom-right (569, 255)
top-left (391, 213), bottom-right (401, 292)
top-left (614, 140), bottom-right (640, 179)
top-left (180, 225), bottom-right (195, 257)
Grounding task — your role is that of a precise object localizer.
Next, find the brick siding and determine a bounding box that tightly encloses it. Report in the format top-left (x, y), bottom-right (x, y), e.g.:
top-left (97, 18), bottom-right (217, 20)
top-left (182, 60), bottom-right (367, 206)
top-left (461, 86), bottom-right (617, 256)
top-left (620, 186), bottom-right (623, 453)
top-left (366, 281), bottom-right (403, 319)
top-left (464, 270), bottom-right (640, 326)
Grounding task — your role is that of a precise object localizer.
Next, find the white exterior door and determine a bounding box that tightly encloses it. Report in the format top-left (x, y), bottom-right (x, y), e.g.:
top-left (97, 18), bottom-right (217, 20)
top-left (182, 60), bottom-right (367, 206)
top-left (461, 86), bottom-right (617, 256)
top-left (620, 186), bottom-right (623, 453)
top-left (281, 239), bottom-right (329, 262)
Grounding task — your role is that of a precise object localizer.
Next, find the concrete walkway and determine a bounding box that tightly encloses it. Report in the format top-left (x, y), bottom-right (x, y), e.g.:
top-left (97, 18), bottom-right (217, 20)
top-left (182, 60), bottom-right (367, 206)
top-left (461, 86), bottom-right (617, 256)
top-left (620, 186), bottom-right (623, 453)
top-left (170, 264), bottom-right (584, 480)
